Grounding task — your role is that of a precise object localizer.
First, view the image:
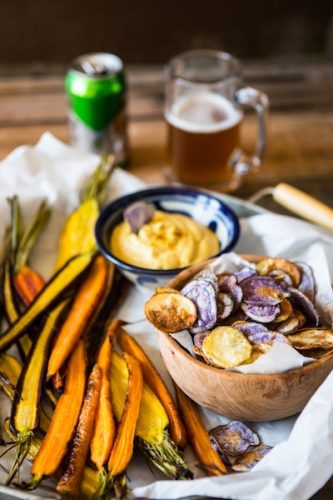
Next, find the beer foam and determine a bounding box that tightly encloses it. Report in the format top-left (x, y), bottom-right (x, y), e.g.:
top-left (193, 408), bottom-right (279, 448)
top-left (166, 92), bottom-right (243, 133)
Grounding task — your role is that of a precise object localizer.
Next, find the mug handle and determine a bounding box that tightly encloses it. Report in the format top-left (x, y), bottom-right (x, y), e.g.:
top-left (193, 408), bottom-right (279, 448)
top-left (231, 87), bottom-right (269, 175)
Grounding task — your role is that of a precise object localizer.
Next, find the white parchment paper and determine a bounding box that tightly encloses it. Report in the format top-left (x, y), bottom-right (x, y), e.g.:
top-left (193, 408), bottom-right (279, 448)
top-left (1, 133), bottom-right (333, 500)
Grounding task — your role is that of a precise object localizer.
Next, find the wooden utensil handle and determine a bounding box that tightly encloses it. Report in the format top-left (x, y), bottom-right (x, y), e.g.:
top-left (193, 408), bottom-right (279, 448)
top-left (273, 183), bottom-right (333, 231)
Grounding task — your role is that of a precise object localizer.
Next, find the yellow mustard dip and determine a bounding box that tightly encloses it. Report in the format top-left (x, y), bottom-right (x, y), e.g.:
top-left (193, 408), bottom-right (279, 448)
top-left (111, 210), bottom-right (219, 270)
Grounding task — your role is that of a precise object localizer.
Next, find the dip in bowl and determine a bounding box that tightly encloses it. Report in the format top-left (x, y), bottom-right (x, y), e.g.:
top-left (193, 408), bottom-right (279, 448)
top-left (95, 186), bottom-right (240, 288)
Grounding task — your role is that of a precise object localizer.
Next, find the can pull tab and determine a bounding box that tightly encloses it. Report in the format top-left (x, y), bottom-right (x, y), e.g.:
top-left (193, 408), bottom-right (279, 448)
top-left (81, 60), bottom-right (108, 76)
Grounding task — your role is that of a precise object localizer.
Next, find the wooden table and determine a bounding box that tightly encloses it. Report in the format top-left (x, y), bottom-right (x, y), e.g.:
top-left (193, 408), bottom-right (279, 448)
top-left (0, 60), bottom-right (333, 499)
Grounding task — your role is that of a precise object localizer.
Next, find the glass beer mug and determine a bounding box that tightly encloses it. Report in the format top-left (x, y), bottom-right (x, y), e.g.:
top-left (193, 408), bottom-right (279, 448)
top-left (165, 50), bottom-right (268, 191)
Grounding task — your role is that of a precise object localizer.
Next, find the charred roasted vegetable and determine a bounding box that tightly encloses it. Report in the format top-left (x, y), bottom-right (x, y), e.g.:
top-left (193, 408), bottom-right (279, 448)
top-left (10, 301), bottom-right (69, 447)
top-left (118, 327), bottom-right (187, 448)
top-left (110, 351), bottom-right (191, 479)
top-left (108, 354), bottom-right (143, 479)
top-left (57, 364), bottom-right (102, 496)
top-left (90, 336), bottom-right (116, 471)
top-left (175, 385), bottom-right (227, 476)
top-left (0, 252), bottom-right (93, 353)
top-left (47, 255), bottom-right (110, 378)
top-left (55, 155), bottom-right (115, 271)
top-left (31, 340), bottom-right (86, 484)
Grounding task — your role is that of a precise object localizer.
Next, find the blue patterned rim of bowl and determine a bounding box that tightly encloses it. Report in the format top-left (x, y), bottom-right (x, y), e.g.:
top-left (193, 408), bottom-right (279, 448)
top-left (95, 186), bottom-right (240, 276)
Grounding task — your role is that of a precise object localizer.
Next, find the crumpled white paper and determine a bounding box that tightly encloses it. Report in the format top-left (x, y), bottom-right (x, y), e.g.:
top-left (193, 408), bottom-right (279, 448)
top-left (1, 133), bottom-right (333, 500)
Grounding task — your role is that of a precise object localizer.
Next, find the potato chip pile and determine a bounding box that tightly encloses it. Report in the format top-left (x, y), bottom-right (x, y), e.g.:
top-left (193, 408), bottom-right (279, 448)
top-left (145, 257), bottom-right (333, 369)
top-left (209, 421), bottom-right (271, 472)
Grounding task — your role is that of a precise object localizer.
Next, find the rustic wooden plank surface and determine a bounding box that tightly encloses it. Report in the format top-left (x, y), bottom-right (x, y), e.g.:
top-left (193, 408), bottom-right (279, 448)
top-left (0, 63), bottom-right (333, 498)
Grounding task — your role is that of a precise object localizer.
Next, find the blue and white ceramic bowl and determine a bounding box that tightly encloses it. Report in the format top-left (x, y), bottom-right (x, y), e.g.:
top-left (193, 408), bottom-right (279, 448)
top-left (95, 186), bottom-right (240, 289)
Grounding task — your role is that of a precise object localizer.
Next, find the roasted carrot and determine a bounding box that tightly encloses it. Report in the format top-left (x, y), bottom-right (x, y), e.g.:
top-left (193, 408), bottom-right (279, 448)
top-left (118, 327), bottom-right (187, 448)
top-left (10, 301), bottom-right (69, 437)
top-left (108, 353), bottom-right (143, 477)
top-left (107, 318), bottom-right (124, 339)
top-left (175, 385), bottom-right (227, 475)
top-left (14, 266), bottom-right (45, 306)
top-left (90, 336), bottom-right (116, 470)
top-left (57, 364), bottom-right (102, 496)
top-left (31, 340), bottom-right (86, 482)
top-left (52, 370), bottom-right (64, 390)
top-left (47, 255), bottom-right (109, 378)
top-left (0, 253), bottom-right (93, 354)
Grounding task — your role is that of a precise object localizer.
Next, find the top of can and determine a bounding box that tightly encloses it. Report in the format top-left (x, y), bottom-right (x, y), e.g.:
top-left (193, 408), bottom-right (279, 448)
top-left (71, 52), bottom-right (123, 78)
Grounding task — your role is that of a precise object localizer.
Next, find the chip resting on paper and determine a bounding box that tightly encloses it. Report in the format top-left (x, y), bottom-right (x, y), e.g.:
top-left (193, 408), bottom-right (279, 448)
top-left (231, 444), bottom-right (272, 472)
top-left (144, 290), bottom-right (197, 333)
top-left (202, 326), bottom-right (252, 368)
top-left (209, 421), bottom-right (260, 457)
top-left (288, 328), bottom-right (333, 350)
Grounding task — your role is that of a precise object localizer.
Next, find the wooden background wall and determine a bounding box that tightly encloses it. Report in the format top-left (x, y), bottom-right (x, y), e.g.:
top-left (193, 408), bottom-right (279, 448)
top-left (1, 0), bottom-right (332, 72)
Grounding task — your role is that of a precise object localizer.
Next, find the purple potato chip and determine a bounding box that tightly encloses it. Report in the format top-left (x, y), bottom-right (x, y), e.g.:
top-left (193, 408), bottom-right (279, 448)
top-left (232, 321), bottom-right (276, 345)
top-left (196, 267), bottom-right (219, 292)
top-left (209, 421), bottom-right (260, 457)
top-left (193, 331), bottom-right (209, 349)
top-left (274, 332), bottom-right (291, 344)
top-left (241, 303), bottom-right (281, 323)
top-left (218, 274), bottom-right (243, 310)
top-left (235, 267), bottom-right (257, 283)
top-left (276, 310), bottom-right (306, 334)
top-left (240, 276), bottom-right (288, 306)
top-left (231, 445), bottom-right (272, 472)
top-left (182, 279), bottom-right (217, 333)
top-left (248, 331), bottom-right (276, 345)
top-left (233, 321), bottom-right (269, 336)
top-left (209, 435), bottom-right (231, 465)
top-left (289, 287), bottom-right (320, 326)
top-left (124, 201), bottom-right (155, 233)
top-left (296, 262), bottom-right (316, 302)
top-left (217, 292), bottom-right (234, 320)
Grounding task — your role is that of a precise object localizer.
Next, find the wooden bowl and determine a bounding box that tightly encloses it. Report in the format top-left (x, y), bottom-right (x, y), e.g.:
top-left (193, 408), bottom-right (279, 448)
top-left (158, 256), bottom-right (333, 421)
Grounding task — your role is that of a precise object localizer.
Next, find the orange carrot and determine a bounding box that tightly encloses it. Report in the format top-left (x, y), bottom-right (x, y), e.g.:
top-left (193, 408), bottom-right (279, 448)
top-left (118, 327), bottom-right (187, 448)
top-left (47, 256), bottom-right (109, 378)
top-left (90, 336), bottom-right (116, 469)
top-left (31, 340), bottom-right (86, 482)
top-left (175, 384), bottom-right (227, 475)
top-left (52, 370), bottom-right (64, 390)
top-left (108, 353), bottom-right (143, 477)
top-left (57, 364), bottom-right (102, 496)
top-left (14, 266), bottom-right (45, 306)
top-left (106, 319), bottom-right (124, 339)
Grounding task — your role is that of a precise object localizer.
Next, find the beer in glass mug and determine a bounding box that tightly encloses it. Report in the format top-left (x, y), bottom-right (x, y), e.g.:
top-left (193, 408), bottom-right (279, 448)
top-left (165, 50), bottom-right (268, 191)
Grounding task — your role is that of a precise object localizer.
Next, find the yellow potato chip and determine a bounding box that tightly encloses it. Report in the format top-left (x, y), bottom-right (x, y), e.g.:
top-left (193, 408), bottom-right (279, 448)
top-left (273, 299), bottom-right (293, 323)
top-left (202, 326), bottom-right (252, 369)
top-left (144, 291), bottom-right (197, 333)
top-left (288, 328), bottom-right (333, 350)
top-left (256, 258), bottom-right (301, 286)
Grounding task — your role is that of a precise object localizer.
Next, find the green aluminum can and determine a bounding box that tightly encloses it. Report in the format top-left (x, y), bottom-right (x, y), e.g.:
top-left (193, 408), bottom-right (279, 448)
top-left (65, 52), bottom-right (129, 164)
